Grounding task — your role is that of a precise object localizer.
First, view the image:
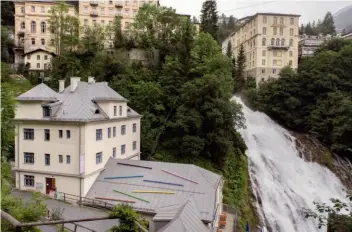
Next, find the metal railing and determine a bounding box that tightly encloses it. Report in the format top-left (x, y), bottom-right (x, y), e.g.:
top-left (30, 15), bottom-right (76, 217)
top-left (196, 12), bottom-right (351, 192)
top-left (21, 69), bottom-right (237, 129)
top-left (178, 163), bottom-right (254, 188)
top-left (53, 191), bottom-right (115, 209)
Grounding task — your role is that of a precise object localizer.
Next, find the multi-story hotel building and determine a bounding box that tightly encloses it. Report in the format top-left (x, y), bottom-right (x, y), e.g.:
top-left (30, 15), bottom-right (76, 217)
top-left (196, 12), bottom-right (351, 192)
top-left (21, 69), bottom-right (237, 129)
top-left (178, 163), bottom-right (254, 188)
top-left (13, 0), bottom-right (158, 72)
top-left (14, 77), bottom-right (141, 197)
top-left (225, 13), bottom-right (300, 85)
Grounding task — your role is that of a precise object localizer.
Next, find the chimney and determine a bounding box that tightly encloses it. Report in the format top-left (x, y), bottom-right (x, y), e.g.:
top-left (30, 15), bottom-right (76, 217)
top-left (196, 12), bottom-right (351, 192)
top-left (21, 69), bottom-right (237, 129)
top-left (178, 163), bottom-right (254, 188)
top-left (59, 80), bottom-right (65, 92)
top-left (88, 76), bottom-right (95, 84)
top-left (70, 77), bottom-right (81, 92)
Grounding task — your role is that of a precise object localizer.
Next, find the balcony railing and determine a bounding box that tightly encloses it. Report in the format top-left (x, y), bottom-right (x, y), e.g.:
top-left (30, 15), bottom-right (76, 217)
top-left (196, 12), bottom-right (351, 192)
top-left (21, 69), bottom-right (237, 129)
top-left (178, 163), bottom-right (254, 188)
top-left (115, 1), bottom-right (123, 7)
top-left (115, 12), bottom-right (123, 17)
top-left (90, 11), bottom-right (98, 17)
top-left (267, 44), bottom-right (290, 50)
top-left (90, 1), bottom-right (98, 6)
top-left (17, 29), bottom-right (25, 36)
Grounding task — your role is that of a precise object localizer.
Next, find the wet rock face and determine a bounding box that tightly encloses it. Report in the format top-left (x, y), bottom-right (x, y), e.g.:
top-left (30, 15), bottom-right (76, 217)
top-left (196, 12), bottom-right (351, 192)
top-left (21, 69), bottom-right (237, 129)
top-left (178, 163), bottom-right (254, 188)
top-left (291, 131), bottom-right (352, 190)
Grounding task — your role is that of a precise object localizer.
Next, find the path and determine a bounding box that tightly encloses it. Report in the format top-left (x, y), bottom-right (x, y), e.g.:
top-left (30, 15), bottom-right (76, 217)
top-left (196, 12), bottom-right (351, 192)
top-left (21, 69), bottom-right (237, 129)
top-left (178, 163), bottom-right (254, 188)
top-left (12, 190), bottom-right (119, 232)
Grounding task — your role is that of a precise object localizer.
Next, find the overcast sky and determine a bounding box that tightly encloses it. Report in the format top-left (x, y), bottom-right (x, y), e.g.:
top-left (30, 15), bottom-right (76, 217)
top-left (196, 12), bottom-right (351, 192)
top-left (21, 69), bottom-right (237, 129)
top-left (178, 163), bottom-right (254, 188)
top-left (159, 0), bottom-right (352, 24)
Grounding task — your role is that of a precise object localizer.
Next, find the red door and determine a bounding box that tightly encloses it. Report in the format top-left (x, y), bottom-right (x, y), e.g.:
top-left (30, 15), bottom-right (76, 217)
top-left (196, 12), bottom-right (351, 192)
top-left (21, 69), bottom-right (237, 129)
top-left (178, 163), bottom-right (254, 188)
top-left (46, 178), bottom-right (53, 194)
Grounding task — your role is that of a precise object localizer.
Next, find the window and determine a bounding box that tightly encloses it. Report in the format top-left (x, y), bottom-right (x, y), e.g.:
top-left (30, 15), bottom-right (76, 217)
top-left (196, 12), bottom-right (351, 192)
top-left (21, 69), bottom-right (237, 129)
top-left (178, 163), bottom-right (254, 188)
top-left (44, 129), bottom-right (50, 141)
top-left (44, 55), bottom-right (48, 60)
top-left (45, 154), bottom-right (50, 165)
top-left (273, 27), bottom-right (277, 35)
top-left (280, 28), bottom-right (283, 36)
top-left (66, 155), bottom-right (71, 164)
top-left (113, 127), bottom-right (116, 137)
top-left (273, 69), bottom-right (276, 74)
top-left (281, 38), bottom-right (285, 46)
top-left (271, 38), bottom-right (274, 45)
top-left (41, 39), bottom-right (45, 45)
top-left (108, 127), bottom-right (111, 138)
top-left (84, 6), bottom-right (88, 11)
top-left (43, 106), bottom-right (50, 117)
top-left (262, 69), bottom-right (265, 74)
top-left (20, 22), bottom-right (25, 29)
top-left (277, 60), bottom-right (282, 66)
top-left (133, 123), bottom-right (137, 133)
top-left (290, 17), bottom-right (294, 25)
top-left (96, 129), bottom-right (102, 140)
top-left (24, 175), bottom-right (34, 187)
top-left (101, 7), bottom-right (104, 14)
top-left (37, 55), bottom-right (40, 60)
top-left (121, 145), bottom-right (125, 155)
top-left (289, 60), bottom-right (293, 66)
top-left (262, 59), bottom-right (266, 65)
top-left (24, 153), bottom-right (34, 164)
top-left (289, 51), bottom-right (293, 57)
top-left (51, 39), bottom-right (54, 45)
top-left (290, 28), bottom-right (294, 36)
top-left (121, 125), bottom-right (126, 135)
top-left (31, 38), bottom-right (35, 45)
top-left (31, 21), bottom-right (36, 33)
top-left (273, 17), bottom-right (277, 24)
top-left (59, 130), bottom-right (63, 138)
top-left (96, 152), bottom-right (102, 164)
top-left (279, 17), bottom-right (284, 24)
top-left (119, 106), bottom-right (122, 116)
top-left (109, 8), bottom-right (113, 15)
top-left (133, 9), bottom-right (137, 16)
top-left (262, 50), bottom-right (266, 56)
top-left (27, 54), bottom-right (31, 60)
top-left (263, 16), bottom-right (267, 24)
top-left (273, 60), bottom-right (277, 66)
top-left (66, 130), bottom-right (71, 139)
top-left (24, 128), bottom-right (34, 140)
top-left (31, 5), bottom-right (35, 12)
top-left (112, 147), bottom-right (116, 158)
top-left (101, 20), bottom-right (104, 26)
top-left (262, 38), bottom-right (266, 46)
top-left (92, 20), bottom-right (97, 25)
top-left (41, 6), bottom-right (45, 13)
top-left (21, 7), bottom-right (25, 13)
top-left (289, 39), bottom-right (293, 46)
top-left (276, 38), bottom-right (280, 46)
top-left (59, 155), bottom-right (63, 163)
top-left (44, 63), bottom-right (48, 70)
top-left (114, 106), bottom-right (117, 116)
top-left (109, 0), bottom-right (113, 4)
top-left (262, 27), bottom-right (266, 35)
top-left (84, 19), bottom-right (88, 26)
top-left (133, 141), bottom-right (137, 150)
top-left (41, 22), bottom-right (46, 33)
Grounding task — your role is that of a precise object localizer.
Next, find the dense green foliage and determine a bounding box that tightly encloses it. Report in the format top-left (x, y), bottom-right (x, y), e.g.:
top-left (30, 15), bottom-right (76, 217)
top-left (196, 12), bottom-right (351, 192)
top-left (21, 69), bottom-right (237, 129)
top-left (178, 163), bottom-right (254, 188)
top-left (200, 0), bottom-right (219, 41)
top-left (108, 205), bottom-right (148, 232)
top-left (218, 14), bottom-right (238, 43)
top-left (1, 26), bottom-right (13, 62)
top-left (304, 194), bottom-right (352, 232)
top-left (300, 12), bottom-right (336, 35)
top-left (234, 44), bottom-right (246, 92)
top-left (0, 1), bottom-right (14, 26)
top-left (246, 39), bottom-right (352, 161)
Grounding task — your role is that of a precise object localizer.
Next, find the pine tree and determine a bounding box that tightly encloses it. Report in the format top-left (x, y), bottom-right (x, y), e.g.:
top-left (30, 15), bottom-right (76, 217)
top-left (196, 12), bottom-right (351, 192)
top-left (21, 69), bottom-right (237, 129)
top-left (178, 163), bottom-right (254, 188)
top-left (300, 24), bottom-right (305, 35)
top-left (200, 0), bottom-right (219, 41)
top-left (226, 40), bottom-right (232, 58)
top-left (228, 15), bottom-right (236, 30)
top-left (192, 16), bottom-right (199, 24)
top-left (235, 44), bottom-right (246, 91)
top-left (321, 12), bottom-right (336, 35)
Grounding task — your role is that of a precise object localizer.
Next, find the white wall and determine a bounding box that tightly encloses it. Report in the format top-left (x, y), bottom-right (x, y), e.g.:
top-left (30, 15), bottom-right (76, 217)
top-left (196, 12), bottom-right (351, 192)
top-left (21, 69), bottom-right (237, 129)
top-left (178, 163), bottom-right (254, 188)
top-left (15, 102), bottom-right (45, 119)
top-left (15, 123), bottom-right (81, 175)
top-left (83, 117), bottom-right (141, 175)
top-left (16, 171), bottom-right (80, 196)
top-left (97, 101), bottom-right (128, 119)
top-left (24, 50), bottom-right (53, 70)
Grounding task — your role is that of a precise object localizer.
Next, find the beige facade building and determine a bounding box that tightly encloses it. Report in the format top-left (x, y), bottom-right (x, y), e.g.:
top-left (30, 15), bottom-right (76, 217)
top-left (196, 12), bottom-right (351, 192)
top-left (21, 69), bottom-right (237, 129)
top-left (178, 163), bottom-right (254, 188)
top-left (14, 77), bottom-right (141, 197)
top-left (226, 13), bottom-right (300, 85)
top-left (13, 0), bottom-right (158, 69)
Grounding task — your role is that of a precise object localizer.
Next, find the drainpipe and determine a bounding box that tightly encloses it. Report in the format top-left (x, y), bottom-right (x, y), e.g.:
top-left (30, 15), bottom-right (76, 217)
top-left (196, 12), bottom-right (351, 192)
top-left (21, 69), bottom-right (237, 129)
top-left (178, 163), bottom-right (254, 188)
top-left (17, 124), bottom-right (20, 189)
top-left (78, 123), bottom-right (82, 202)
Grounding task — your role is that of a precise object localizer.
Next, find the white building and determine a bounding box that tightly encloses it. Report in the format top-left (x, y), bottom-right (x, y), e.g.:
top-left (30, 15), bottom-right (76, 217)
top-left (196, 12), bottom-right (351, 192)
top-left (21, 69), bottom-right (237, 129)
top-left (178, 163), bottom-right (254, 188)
top-left (23, 48), bottom-right (55, 73)
top-left (14, 77), bottom-right (141, 198)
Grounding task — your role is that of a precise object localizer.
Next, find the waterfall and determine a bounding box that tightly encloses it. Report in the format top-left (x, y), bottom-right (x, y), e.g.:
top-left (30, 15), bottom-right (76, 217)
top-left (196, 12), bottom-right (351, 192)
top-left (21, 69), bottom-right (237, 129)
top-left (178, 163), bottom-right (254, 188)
top-left (233, 96), bottom-right (347, 232)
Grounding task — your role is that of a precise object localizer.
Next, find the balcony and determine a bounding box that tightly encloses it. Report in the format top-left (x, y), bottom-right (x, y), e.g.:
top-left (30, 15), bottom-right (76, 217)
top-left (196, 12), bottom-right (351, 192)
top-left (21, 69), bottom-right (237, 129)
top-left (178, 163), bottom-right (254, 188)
top-left (17, 29), bottom-right (25, 36)
top-left (90, 1), bottom-right (98, 6)
top-left (115, 1), bottom-right (123, 7)
top-left (90, 11), bottom-right (98, 17)
top-left (267, 44), bottom-right (289, 50)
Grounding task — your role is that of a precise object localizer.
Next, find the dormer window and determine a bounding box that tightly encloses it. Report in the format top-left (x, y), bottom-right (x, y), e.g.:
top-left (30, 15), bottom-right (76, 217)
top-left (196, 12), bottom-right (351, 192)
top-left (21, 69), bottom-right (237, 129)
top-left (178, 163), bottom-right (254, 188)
top-left (43, 106), bottom-right (51, 117)
top-left (95, 109), bottom-right (100, 114)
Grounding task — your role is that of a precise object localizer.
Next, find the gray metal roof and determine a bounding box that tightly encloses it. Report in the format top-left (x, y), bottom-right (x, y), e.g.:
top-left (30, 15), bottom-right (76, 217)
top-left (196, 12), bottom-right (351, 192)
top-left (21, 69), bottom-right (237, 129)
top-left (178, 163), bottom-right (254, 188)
top-left (157, 199), bottom-right (211, 232)
top-left (16, 83), bottom-right (58, 101)
top-left (16, 81), bottom-right (140, 122)
top-left (86, 158), bottom-right (222, 222)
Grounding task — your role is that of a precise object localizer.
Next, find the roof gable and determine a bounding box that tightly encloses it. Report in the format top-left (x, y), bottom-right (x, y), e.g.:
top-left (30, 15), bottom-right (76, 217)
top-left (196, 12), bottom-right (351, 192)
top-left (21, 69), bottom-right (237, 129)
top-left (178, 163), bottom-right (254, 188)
top-left (16, 83), bottom-right (58, 101)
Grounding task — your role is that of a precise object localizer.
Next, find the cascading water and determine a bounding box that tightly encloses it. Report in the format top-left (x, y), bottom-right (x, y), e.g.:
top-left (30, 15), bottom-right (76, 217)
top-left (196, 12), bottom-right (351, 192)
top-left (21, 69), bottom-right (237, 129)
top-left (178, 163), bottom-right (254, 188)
top-left (233, 96), bottom-right (347, 232)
